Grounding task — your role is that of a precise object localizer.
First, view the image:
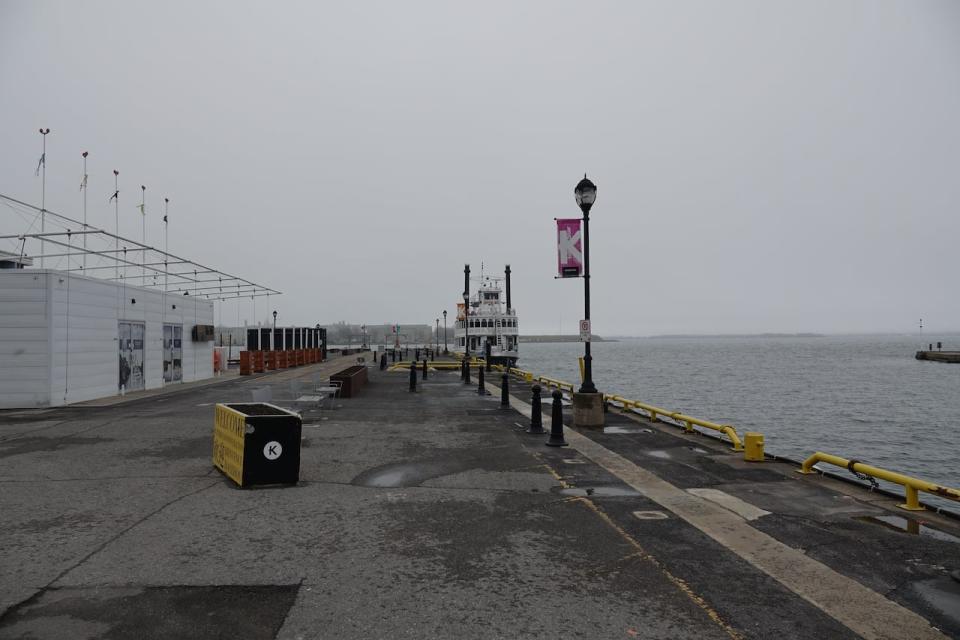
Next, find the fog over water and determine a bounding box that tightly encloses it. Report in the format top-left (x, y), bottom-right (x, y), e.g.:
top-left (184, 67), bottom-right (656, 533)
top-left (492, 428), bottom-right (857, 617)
top-left (2, 2), bottom-right (960, 335)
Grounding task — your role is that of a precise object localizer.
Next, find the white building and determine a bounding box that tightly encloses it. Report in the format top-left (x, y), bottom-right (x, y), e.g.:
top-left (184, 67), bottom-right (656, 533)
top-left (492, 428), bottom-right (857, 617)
top-left (0, 268), bottom-right (214, 408)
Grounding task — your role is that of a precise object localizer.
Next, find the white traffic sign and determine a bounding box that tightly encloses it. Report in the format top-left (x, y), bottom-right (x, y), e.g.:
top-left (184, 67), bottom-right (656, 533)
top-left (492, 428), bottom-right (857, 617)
top-left (579, 319), bottom-right (591, 342)
top-left (263, 441), bottom-right (283, 460)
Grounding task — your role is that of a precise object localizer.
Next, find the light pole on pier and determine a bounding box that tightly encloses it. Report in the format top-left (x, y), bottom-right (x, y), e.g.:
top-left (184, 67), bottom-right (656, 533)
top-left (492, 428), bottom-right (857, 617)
top-left (443, 310), bottom-right (448, 354)
top-left (575, 175), bottom-right (598, 394)
top-left (435, 318), bottom-right (439, 355)
top-left (272, 310), bottom-right (278, 350)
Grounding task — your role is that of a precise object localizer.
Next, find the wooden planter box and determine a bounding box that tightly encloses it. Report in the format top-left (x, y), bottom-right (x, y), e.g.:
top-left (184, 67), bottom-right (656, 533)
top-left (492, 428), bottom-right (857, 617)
top-left (330, 364), bottom-right (368, 398)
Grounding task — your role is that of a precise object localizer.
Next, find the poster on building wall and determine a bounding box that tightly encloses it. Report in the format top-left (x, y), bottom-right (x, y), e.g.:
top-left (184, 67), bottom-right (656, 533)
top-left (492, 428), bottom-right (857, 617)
top-left (556, 218), bottom-right (583, 278)
top-left (456, 303), bottom-right (466, 320)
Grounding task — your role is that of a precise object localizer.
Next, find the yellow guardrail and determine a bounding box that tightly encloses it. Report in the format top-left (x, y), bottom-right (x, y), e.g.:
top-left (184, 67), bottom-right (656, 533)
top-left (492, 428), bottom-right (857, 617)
top-left (498, 367), bottom-right (744, 450)
top-left (797, 452), bottom-right (960, 511)
top-left (604, 394), bottom-right (743, 451)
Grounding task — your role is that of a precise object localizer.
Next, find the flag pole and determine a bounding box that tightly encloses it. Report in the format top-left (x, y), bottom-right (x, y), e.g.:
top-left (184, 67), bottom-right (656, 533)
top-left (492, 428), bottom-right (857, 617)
top-left (140, 185), bottom-right (146, 281)
top-left (38, 128), bottom-right (50, 268)
top-left (111, 170), bottom-right (119, 280)
top-left (81, 151), bottom-right (88, 270)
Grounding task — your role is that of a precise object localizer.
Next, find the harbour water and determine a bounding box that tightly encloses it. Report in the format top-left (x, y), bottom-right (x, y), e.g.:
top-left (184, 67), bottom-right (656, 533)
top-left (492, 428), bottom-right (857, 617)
top-left (520, 335), bottom-right (960, 502)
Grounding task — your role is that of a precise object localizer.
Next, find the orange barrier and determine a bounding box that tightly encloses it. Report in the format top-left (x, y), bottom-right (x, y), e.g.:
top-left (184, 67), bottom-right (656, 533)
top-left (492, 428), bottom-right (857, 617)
top-left (297, 349), bottom-right (305, 367)
top-left (253, 350), bottom-right (265, 373)
top-left (239, 351), bottom-right (251, 376)
top-left (266, 351), bottom-right (276, 370)
top-left (278, 351), bottom-right (288, 369)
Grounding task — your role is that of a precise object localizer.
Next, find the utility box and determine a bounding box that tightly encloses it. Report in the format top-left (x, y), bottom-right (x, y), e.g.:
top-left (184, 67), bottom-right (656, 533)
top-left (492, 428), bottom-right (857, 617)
top-left (213, 403), bottom-right (302, 487)
top-left (744, 432), bottom-right (765, 462)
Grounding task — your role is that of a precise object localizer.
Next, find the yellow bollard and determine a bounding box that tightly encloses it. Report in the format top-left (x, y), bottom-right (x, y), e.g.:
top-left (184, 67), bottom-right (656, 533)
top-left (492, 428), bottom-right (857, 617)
top-left (578, 356), bottom-right (585, 383)
top-left (744, 432), bottom-right (765, 462)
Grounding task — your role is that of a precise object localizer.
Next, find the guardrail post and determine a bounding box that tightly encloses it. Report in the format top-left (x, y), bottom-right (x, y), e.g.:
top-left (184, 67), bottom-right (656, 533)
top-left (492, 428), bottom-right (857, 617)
top-left (546, 390), bottom-right (568, 447)
top-left (422, 359), bottom-right (428, 380)
top-left (380, 353), bottom-right (387, 370)
top-left (903, 486), bottom-right (922, 511)
top-left (649, 410), bottom-right (658, 423)
top-left (527, 384), bottom-right (544, 434)
top-left (478, 367), bottom-right (485, 395)
top-left (409, 360), bottom-right (417, 392)
top-left (464, 359), bottom-right (471, 384)
top-left (500, 373), bottom-right (509, 408)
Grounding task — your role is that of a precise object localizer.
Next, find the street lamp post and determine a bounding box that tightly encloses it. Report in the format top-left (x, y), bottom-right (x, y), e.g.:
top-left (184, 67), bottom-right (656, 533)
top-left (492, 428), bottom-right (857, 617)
top-left (272, 310), bottom-right (278, 350)
top-left (443, 310), bottom-right (448, 354)
top-left (463, 291), bottom-right (471, 383)
top-left (435, 318), bottom-right (439, 356)
top-left (575, 175), bottom-right (598, 394)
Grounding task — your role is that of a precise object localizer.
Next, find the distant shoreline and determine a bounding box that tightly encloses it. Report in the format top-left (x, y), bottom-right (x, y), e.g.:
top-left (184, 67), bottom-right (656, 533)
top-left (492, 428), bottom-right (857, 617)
top-left (522, 335), bottom-right (613, 343)
top-left (642, 333), bottom-right (825, 339)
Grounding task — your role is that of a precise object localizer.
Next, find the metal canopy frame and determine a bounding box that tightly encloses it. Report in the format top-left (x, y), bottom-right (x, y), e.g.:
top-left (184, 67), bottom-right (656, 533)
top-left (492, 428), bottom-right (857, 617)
top-left (0, 193), bottom-right (281, 301)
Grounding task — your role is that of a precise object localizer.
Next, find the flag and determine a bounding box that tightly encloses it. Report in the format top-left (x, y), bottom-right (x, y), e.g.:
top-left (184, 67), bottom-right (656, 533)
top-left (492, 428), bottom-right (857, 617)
top-left (556, 218), bottom-right (583, 278)
top-left (137, 203), bottom-right (146, 216)
top-left (163, 215), bottom-right (167, 223)
top-left (79, 174), bottom-right (87, 191)
top-left (35, 153), bottom-right (45, 176)
top-left (108, 190), bottom-right (119, 203)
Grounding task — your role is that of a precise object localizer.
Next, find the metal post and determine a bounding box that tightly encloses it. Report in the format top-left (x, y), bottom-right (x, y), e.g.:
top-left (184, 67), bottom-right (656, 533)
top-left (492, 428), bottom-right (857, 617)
top-left (527, 385), bottom-right (544, 434)
top-left (39, 128), bottom-right (49, 268)
top-left (477, 366), bottom-right (485, 394)
top-left (422, 359), bottom-right (428, 380)
top-left (435, 318), bottom-right (439, 356)
top-left (443, 310), bottom-right (448, 354)
top-left (485, 341), bottom-right (492, 372)
top-left (464, 355), bottom-right (471, 385)
top-left (500, 373), bottom-right (509, 408)
top-left (580, 206), bottom-right (596, 393)
top-left (409, 360), bottom-right (417, 392)
top-left (546, 390), bottom-right (568, 447)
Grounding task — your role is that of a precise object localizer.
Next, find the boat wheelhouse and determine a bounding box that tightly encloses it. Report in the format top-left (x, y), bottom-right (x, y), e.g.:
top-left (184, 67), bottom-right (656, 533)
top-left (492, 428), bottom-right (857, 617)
top-left (454, 264), bottom-right (519, 366)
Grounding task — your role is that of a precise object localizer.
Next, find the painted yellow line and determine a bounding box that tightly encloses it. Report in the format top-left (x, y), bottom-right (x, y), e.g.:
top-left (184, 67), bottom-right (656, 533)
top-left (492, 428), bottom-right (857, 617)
top-left (505, 390), bottom-right (948, 640)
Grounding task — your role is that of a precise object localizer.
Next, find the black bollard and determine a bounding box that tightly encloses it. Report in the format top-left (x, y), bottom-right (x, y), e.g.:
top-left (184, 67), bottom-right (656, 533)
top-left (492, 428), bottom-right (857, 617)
top-left (415, 348), bottom-right (420, 361)
top-left (500, 373), bottom-right (509, 407)
top-left (465, 359), bottom-right (471, 385)
top-left (380, 353), bottom-right (387, 370)
top-left (485, 342), bottom-right (492, 372)
top-left (409, 360), bottom-right (417, 392)
top-left (478, 366), bottom-right (485, 395)
top-left (546, 389), bottom-right (568, 447)
top-left (430, 350), bottom-right (435, 362)
top-left (391, 349), bottom-right (396, 363)
top-left (527, 385), bottom-right (544, 434)
top-left (422, 359), bottom-right (428, 380)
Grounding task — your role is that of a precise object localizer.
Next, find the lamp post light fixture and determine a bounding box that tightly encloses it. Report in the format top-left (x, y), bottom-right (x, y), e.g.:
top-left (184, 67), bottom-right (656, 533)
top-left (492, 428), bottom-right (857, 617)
top-left (574, 175), bottom-right (598, 394)
top-left (443, 310), bottom-right (448, 354)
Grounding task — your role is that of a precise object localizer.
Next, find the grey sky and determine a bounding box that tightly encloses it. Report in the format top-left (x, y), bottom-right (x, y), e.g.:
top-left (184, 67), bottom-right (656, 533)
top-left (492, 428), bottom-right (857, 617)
top-left (2, 1), bottom-right (959, 336)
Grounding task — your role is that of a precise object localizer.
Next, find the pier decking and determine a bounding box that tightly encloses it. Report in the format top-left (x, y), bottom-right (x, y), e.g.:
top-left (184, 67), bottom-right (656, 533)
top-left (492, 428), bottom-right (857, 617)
top-left (1, 355), bottom-right (958, 639)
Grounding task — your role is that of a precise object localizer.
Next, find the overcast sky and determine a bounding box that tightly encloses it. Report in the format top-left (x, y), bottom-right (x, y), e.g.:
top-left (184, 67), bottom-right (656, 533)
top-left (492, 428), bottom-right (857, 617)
top-left (2, 1), bottom-right (959, 336)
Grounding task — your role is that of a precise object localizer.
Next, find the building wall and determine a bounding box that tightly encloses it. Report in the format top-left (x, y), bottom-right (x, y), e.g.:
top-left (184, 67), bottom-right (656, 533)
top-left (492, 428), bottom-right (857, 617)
top-left (0, 270), bottom-right (50, 408)
top-left (0, 269), bottom-right (214, 408)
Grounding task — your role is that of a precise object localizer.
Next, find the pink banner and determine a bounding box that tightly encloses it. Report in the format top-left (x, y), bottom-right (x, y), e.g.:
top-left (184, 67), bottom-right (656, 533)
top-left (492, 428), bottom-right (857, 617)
top-left (556, 218), bottom-right (582, 278)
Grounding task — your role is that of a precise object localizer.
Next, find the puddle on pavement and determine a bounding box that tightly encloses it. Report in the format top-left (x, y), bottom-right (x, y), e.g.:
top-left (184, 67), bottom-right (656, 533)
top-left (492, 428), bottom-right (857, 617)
top-left (913, 578), bottom-right (960, 626)
top-left (857, 515), bottom-right (960, 544)
top-left (603, 426), bottom-right (652, 435)
top-left (646, 450), bottom-right (673, 460)
top-left (352, 460), bottom-right (466, 488)
top-left (559, 486), bottom-right (641, 498)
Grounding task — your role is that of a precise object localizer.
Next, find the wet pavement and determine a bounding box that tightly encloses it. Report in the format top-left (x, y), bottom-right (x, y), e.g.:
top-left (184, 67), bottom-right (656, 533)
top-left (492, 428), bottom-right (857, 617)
top-left (1, 356), bottom-right (958, 638)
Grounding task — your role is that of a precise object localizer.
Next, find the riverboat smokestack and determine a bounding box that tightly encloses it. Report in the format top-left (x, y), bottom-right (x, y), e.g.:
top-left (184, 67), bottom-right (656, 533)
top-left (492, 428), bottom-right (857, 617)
top-left (504, 264), bottom-right (512, 312)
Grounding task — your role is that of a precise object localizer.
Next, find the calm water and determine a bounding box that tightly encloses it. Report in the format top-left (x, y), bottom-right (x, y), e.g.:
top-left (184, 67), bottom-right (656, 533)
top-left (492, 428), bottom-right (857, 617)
top-left (519, 336), bottom-right (960, 503)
